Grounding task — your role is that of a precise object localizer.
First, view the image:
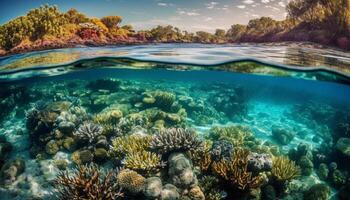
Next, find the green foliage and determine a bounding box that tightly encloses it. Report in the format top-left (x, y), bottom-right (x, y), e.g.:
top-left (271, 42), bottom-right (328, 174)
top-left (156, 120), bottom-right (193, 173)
top-left (287, 0), bottom-right (350, 35)
top-left (65, 8), bottom-right (89, 24)
top-left (226, 24), bottom-right (246, 41)
top-left (195, 31), bottom-right (213, 43)
top-left (148, 25), bottom-right (180, 42)
top-left (101, 16), bottom-right (122, 29)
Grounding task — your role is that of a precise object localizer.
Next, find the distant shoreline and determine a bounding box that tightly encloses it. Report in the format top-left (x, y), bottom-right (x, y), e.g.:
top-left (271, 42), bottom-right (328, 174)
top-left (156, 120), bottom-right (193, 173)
top-left (0, 39), bottom-right (345, 58)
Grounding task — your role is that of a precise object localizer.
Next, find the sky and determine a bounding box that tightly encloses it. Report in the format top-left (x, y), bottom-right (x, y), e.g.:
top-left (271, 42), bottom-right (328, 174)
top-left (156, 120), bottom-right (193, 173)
top-left (0, 0), bottom-right (290, 32)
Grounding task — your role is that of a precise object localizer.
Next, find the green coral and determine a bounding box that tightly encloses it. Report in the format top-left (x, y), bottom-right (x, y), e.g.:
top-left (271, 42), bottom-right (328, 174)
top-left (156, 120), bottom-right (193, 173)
top-left (112, 135), bottom-right (152, 156)
top-left (198, 176), bottom-right (225, 200)
top-left (150, 127), bottom-right (204, 154)
top-left (143, 91), bottom-right (176, 112)
top-left (124, 151), bottom-right (163, 174)
top-left (271, 156), bottom-right (301, 182)
top-left (206, 125), bottom-right (254, 147)
top-left (304, 184), bottom-right (331, 200)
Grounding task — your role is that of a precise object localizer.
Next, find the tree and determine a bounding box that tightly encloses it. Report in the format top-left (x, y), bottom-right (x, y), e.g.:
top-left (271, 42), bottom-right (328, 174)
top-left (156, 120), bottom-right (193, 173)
top-left (100, 16), bottom-right (122, 29)
top-left (195, 31), bottom-right (213, 43)
top-left (65, 8), bottom-right (89, 24)
top-left (226, 24), bottom-right (247, 41)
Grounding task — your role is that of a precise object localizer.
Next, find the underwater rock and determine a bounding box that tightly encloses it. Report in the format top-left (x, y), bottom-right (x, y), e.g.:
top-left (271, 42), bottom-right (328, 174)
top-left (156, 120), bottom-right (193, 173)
top-left (0, 158), bottom-right (25, 185)
top-left (304, 184), bottom-right (331, 200)
top-left (73, 122), bottom-right (103, 144)
top-left (45, 140), bottom-right (60, 155)
top-left (210, 140), bottom-right (233, 162)
top-left (271, 126), bottom-right (295, 145)
top-left (144, 177), bottom-right (163, 198)
top-left (0, 135), bottom-right (13, 165)
top-left (117, 169), bottom-right (145, 194)
top-left (338, 182), bottom-right (350, 200)
top-left (168, 153), bottom-right (197, 188)
top-left (247, 152), bottom-right (273, 172)
top-left (71, 149), bottom-right (93, 165)
top-left (335, 137), bottom-right (350, 156)
top-left (160, 184), bottom-right (180, 200)
top-left (298, 156), bottom-right (314, 176)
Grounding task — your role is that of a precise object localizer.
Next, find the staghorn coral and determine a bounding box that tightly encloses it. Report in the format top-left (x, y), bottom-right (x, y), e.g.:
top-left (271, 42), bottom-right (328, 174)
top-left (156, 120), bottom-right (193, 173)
top-left (73, 122), bottom-right (103, 144)
top-left (112, 135), bottom-right (152, 156)
top-left (151, 128), bottom-right (204, 154)
top-left (124, 150), bottom-right (164, 174)
top-left (212, 149), bottom-right (265, 191)
top-left (187, 141), bottom-right (213, 172)
top-left (54, 164), bottom-right (123, 200)
top-left (207, 126), bottom-right (254, 147)
top-left (198, 176), bottom-right (225, 200)
top-left (271, 156), bottom-right (301, 182)
top-left (117, 169), bottom-right (146, 194)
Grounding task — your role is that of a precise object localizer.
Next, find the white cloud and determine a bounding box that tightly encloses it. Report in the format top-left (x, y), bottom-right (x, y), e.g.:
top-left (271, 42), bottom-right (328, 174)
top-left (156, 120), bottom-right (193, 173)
top-left (237, 5), bottom-right (246, 9)
top-left (157, 2), bottom-right (167, 6)
top-left (243, 0), bottom-right (255, 4)
top-left (278, 1), bottom-right (286, 7)
top-left (177, 9), bottom-right (200, 16)
top-left (261, 0), bottom-right (270, 3)
top-left (205, 1), bottom-right (219, 9)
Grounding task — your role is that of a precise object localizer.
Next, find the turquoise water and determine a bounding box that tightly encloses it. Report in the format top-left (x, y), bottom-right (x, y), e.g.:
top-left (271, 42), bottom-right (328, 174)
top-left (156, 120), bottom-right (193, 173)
top-left (0, 45), bottom-right (349, 200)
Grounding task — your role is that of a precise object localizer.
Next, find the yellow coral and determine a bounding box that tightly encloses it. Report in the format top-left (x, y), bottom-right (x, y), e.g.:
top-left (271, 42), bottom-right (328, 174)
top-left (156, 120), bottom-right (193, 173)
top-left (212, 149), bottom-right (264, 190)
top-left (124, 150), bottom-right (163, 174)
top-left (271, 156), bottom-right (301, 182)
top-left (117, 169), bottom-right (145, 194)
top-left (94, 109), bottom-right (123, 125)
top-left (188, 141), bottom-right (213, 172)
top-left (208, 126), bottom-right (253, 147)
top-left (112, 135), bottom-right (152, 156)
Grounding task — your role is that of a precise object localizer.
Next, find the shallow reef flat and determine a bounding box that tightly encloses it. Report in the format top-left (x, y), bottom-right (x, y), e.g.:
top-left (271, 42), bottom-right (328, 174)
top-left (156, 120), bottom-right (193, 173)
top-left (0, 75), bottom-right (349, 200)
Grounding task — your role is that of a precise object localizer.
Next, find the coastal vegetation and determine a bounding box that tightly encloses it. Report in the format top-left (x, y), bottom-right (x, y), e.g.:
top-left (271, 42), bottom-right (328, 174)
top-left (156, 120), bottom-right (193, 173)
top-left (0, 0), bottom-right (350, 55)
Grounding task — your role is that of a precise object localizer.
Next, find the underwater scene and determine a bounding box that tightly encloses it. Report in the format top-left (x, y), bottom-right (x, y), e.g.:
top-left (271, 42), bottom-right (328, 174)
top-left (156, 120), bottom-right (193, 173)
top-left (0, 44), bottom-right (349, 200)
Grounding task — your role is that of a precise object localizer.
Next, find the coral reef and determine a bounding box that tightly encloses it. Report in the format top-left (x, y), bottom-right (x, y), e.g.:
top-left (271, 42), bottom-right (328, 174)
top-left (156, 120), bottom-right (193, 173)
top-left (271, 156), bottom-right (301, 182)
top-left (124, 151), bottom-right (163, 174)
top-left (54, 164), bottom-right (123, 200)
top-left (73, 122), bottom-right (103, 144)
top-left (304, 184), bottom-right (331, 200)
top-left (151, 128), bottom-right (204, 154)
top-left (212, 149), bottom-right (266, 190)
top-left (168, 153), bottom-right (197, 188)
top-left (117, 169), bottom-right (145, 194)
top-left (207, 126), bottom-right (255, 148)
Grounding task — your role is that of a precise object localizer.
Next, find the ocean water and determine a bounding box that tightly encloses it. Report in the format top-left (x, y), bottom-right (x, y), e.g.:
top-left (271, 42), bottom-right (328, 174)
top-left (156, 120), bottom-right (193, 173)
top-left (0, 44), bottom-right (349, 200)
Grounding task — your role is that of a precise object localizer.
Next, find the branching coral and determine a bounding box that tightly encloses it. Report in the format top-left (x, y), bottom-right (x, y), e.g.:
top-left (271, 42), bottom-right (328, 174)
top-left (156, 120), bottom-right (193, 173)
top-left (207, 126), bottom-right (254, 147)
top-left (151, 128), bottom-right (204, 154)
top-left (143, 91), bottom-right (176, 112)
top-left (73, 122), bottom-right (103, 143)
top-left (54, 164), bottom-right (123, 200)
top-left (271, 156), bottom-right (301, 182)
top-left (117, 169), bottom-right (146, 194)
top-left (212, 149), bottom-right (265, 190)
top-left (199, 176), bottom-right (225, 200)
top-left (187, 141), bottom-right (213, 172)
top-left (112, 135), bottom-right (152, 156)
top-left (124, 151), bottom-right (164, 174)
